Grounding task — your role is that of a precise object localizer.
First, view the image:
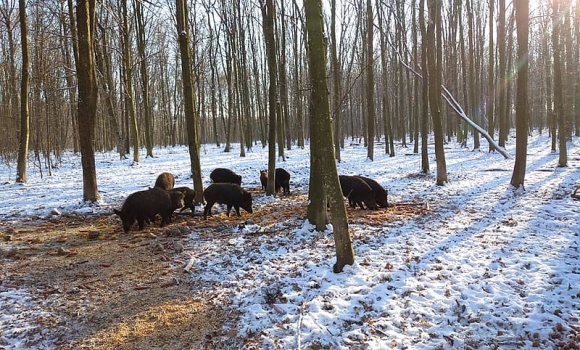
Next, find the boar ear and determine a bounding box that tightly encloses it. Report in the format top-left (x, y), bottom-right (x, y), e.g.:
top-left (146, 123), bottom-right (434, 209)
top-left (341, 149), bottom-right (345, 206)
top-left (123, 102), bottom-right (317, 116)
top-left (113, 209), bottom-right (121, 216)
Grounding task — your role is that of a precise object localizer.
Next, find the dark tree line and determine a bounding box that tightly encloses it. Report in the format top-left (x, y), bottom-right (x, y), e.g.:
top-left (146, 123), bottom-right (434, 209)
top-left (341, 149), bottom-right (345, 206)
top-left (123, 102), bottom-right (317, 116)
top-left (1, 0), bottom-right (578, 189)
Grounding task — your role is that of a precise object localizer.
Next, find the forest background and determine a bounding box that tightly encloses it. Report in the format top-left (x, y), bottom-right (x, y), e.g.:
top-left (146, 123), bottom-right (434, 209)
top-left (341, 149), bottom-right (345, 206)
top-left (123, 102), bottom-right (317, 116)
top-left (0, 0), bottom-right (578, 192)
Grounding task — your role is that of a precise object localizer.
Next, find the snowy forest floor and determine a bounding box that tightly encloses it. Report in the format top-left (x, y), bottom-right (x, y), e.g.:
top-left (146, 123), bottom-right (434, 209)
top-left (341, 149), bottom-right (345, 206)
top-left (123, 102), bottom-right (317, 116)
top-left (2, 133), bottom-right (580, 349)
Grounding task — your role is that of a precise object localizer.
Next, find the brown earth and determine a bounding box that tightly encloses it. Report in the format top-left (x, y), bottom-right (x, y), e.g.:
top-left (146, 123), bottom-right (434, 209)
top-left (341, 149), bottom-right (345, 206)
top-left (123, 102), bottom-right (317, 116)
top-left (0, 190), bottom-right (426, 350)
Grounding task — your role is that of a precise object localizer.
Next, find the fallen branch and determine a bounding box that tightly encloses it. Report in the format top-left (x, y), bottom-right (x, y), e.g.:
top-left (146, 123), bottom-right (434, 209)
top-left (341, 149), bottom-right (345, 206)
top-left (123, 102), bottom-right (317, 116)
top-left (399, 59), bottom-right (512, 160)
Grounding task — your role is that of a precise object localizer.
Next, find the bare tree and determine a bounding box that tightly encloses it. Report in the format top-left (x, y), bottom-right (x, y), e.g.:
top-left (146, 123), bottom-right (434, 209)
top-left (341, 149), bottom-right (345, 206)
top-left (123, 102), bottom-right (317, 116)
top-left (497, 0), bottom-right (508, 147)
top-left (304, 0), bottom-right (353, 273)
top-left (176, 0), bottom-right (203, 203)
top-left (121, 0), bottom-right (139, 164)
top-left (419, 0), bottom-right (429, 173)
top-left (330, 0), bottom-right (341, 161)
top-left (15, 0), bottom-right (29, 183)
top-left (365, 0), bottom-right (374, 161)
top-left (426, 0), bottom-right (447, 185)
top-left (261, 0), bottom-right (278, 196)
top-left (135, 0), bottom-right (153, 158)
top-left (552, 0), bottom-right (567, 167)
top-left (510, 0), bottom-right (529, 188)
top-left (487, 0), bottom-right (495, 152)
top-left (74, 0), bottom-right (99, 202)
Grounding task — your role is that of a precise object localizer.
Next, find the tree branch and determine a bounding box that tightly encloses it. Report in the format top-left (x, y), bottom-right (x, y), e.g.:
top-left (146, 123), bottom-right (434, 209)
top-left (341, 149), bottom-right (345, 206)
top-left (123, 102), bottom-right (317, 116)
top-left (398, 58), bottom-right (512, 160)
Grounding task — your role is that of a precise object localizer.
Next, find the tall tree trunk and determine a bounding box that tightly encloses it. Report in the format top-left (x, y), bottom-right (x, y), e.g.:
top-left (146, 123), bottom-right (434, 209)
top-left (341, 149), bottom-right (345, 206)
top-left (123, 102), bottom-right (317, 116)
top-left (292, 0), bottom-right (305, 148)
top-left (487, 0), bottom-right (495, 152)
top-left (510, 0), bottom-right (529, 188)
top-left (304, 0), bottom-right (353, 274)
top-left (261, 0), bottom-right (277, 195)
top-left (16, 0), bottom-right (29, 184)
top-left (74, 0), bottom-right (99, 202)
top-left (135, 1), bottom-right (153, 158)
top-left (176, 0), bottom-right (204, 204)
top-left (426, 0), bottom-right (447, 185)
top-left (95, 19), bottom-right (124, 159)
top-left (377, 0), bottom-right (394, 157)
top-left (467, 0), bottom-right (480, 150)
top-left (365, 0), bottom-right (375, 161)
top-left (279, 0), bottom-right (291, 151)
top-left (122, 0), bottom-right (139, 164)
top-left (497, 0), bottom-right (508, 147)
top-left (552, 0), bottom-right (567, 167)
top-left (331, 0), bottom-right (341, 162)
top-left (419, 0), bottom-right (429, 173)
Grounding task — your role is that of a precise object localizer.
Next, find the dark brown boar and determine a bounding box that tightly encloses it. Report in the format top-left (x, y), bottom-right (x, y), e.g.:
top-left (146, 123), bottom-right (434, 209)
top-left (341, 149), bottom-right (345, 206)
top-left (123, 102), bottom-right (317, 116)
top-left (275, 168), bottom-right (291, 195)
top-left (114, 187), bottom-right (184, 233)
top-left (338, 175), bottom-right (378, 210)
top-left (203, 183), bottom-right (253, 219)
top-left (210, 168), bottom-right (242, 185)
top-left (154, 172), bottom-right (175, 190)
top-left (260, 170), bottom-right (268, 191)
top-left (354, 175), bottom-right (389, 208)
top-left (171, 186), bottom-right (197, 213)
top-left (260, 168), bottom-right (291, 195)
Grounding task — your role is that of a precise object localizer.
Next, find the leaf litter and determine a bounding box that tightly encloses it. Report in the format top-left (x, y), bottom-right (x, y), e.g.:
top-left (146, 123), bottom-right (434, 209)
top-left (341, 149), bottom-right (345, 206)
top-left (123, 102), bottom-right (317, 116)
top-left (1, 132), bottom-right (580, 349)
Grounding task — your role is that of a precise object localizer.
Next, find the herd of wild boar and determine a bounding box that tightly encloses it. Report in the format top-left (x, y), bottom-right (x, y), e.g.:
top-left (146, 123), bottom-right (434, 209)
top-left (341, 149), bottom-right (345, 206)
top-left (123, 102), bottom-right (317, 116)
top-left (113, 168), bottom-right (389, 233)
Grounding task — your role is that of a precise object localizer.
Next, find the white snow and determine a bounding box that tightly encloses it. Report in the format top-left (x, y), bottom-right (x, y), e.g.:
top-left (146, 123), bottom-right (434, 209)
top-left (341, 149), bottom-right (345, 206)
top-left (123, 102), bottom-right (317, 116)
top-left (1, 132), bottom-right (580, 348)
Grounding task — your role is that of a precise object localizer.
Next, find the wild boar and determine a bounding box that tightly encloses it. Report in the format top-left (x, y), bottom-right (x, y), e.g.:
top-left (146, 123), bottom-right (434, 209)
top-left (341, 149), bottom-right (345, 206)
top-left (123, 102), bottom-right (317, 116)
top-left (114, 187), bottom-right (184, 232)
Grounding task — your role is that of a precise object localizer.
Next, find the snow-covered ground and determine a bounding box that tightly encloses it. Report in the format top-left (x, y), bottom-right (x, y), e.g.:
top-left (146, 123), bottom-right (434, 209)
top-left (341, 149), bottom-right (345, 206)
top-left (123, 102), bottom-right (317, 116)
top-left (1, 132), bottom-right (580, 349)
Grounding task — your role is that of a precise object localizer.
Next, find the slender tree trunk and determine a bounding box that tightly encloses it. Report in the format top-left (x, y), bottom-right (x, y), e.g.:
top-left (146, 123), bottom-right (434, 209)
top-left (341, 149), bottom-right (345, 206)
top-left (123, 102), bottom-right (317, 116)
top-left (96, 19), bottom-right (125, 159)
top-left (122, 0), bottom-right (139, 164)
top-left (487, 0), bottom-right (495, 152)
top-left (419, 0), bottom-right (429, 173)
top-left (261, 0), bottom-right (277, 195)
top-left (365, 0), bottom-right (375, 161)
top-left (498, 0), bottom-right (508, 147)
top-left (74, 0), bottom-right (99, 202)
top-left (377, 0), bottom-right (394, 157)
top-left (279, 0), bottom-right (291, 151)
top-left (426, 0), bottom-right (447, 185)
top-left (510, 0), bottom-right (529, 188)
top-left (552, 0), bottom-right (567, 167)
top-left (16, 0), bottom-right (29, 184)
top-left (135, 1), bottom-right (153, 158)
top-left (467, 0), bottom-right (480, 150)
top-left (331, 0), bottom-right (341, 162)
top-left (176, 0), bottom-right (204, 203)
top-left (304, 0), bottom-right (353, 273)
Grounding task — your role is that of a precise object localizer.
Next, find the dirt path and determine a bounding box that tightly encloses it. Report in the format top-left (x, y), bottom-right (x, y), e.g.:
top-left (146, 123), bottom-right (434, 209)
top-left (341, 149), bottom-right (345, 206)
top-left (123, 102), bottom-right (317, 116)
top-left (1, 212), bottom-right (235, 350)
top-left (1, 191), bottom-right (424, 349)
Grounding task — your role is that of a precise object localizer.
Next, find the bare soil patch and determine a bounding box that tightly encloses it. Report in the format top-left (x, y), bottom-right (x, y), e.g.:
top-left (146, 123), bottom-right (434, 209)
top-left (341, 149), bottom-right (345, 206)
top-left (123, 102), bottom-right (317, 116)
top-left (1, 192), bottom-right (425, 349)
top-left (1, 212), bottom-right (234, 350)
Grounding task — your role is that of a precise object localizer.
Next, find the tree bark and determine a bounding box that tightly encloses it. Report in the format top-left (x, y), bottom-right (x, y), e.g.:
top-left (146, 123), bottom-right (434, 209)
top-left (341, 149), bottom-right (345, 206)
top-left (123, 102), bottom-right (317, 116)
top-left (487, 0), bottom-right (495, 152)
top-left (135, 1), bottom-right (153, 158)
top-left (365, 0), bottom-right (375, 161)
top-left (74, 0), bottom-right (99, 202)
top-left (498, 0), bottom-right (508, 147)
top-left (552, 0), bottom-right (567, 167)
top-left (510, 0), bottom-right (529, 188)
top-left (331, 0), bottom-right (341, 162)
top-left (304, 0), bottom-right (354, 273)
top-left (419, 0), bottom-right (429, 173)
top-left (426, 0), bottom-right (447, 185)
top-left (121, 0), bottom-right (139, 164)
top-left (261, 0), bottom-right (278, 195)
top-left (176, 0), bottom-right (204, 204)
top-left (15, 0), bottom-right (29, 184)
